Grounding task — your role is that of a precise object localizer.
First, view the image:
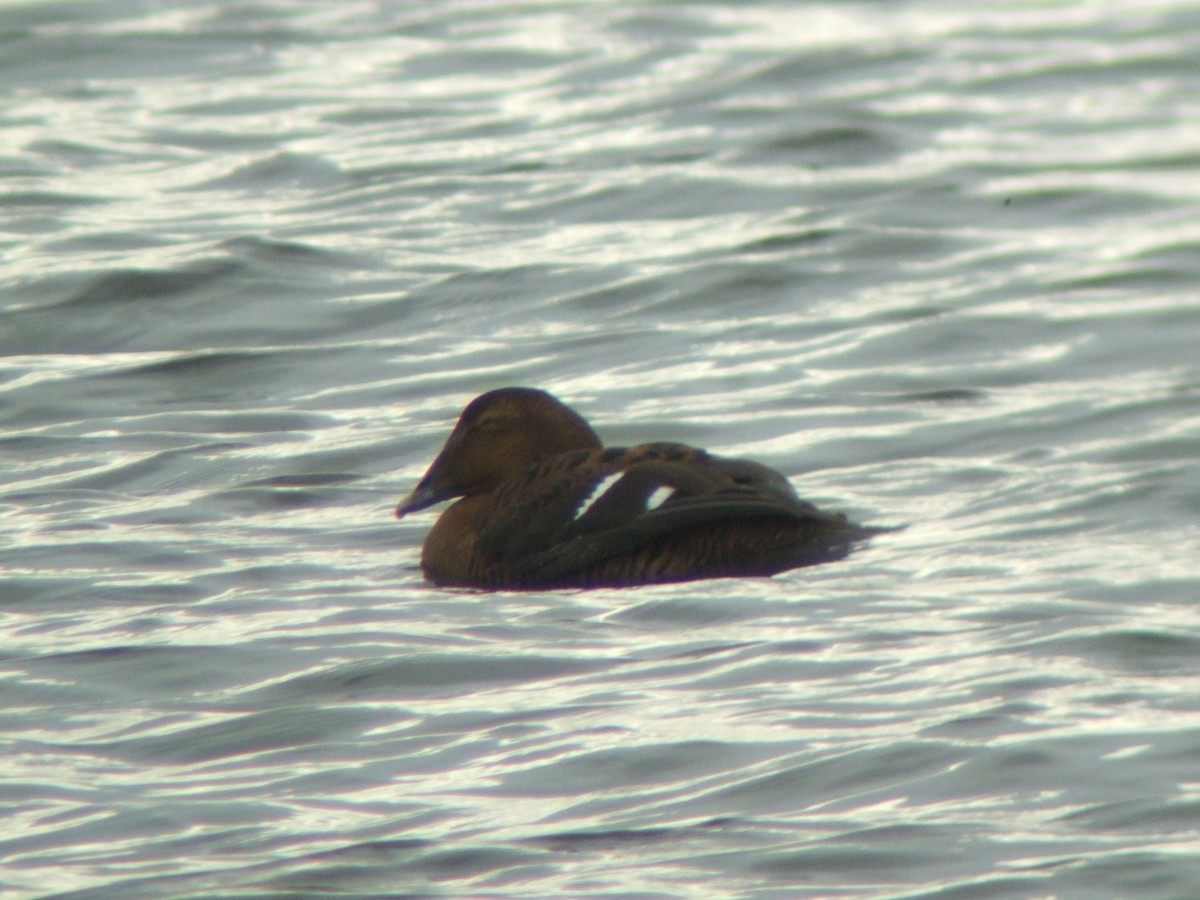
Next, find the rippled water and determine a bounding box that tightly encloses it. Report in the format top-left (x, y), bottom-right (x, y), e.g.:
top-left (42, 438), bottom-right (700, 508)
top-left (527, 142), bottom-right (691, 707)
top-left (4, 1), bottom-right (1200, 897)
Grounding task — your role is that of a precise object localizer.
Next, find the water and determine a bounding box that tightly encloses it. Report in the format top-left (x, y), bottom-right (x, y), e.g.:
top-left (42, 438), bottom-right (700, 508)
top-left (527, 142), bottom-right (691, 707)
top-left (3, 0), bottom-right (1200, 897)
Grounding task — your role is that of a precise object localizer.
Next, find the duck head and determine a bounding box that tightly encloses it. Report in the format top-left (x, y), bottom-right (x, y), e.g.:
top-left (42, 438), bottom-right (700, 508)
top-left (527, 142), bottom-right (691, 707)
top-left (396, 387), bottom-right (602, 517)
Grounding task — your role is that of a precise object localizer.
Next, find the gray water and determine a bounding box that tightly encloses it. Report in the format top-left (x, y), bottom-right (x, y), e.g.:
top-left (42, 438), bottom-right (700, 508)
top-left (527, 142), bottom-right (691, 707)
top-left (3, 1), bottom-right (1200, 897)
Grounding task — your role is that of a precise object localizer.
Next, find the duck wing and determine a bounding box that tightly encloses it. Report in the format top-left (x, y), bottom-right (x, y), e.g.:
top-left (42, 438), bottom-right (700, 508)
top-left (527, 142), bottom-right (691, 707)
top-left (476, 443), bottom-right (865, 584)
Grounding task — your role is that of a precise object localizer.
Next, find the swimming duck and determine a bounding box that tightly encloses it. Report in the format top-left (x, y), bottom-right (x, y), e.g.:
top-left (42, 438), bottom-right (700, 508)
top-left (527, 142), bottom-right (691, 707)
top-left (396, 387), bottom-right (876, 589)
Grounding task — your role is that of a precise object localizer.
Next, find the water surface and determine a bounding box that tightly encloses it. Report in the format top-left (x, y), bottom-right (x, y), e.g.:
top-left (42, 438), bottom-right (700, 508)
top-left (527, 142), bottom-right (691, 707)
top-left (3, 1), bottom-right (1200, 897)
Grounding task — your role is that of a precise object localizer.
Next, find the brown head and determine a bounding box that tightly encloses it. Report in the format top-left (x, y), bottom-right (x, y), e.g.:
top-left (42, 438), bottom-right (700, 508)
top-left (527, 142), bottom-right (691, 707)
top-left (396, 387), bottom-right (602, 517)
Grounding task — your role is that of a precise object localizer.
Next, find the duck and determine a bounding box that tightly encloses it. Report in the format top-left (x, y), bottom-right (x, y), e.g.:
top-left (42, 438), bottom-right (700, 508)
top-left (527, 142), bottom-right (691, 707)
top-left (396, 387), bottom-right (878, 590)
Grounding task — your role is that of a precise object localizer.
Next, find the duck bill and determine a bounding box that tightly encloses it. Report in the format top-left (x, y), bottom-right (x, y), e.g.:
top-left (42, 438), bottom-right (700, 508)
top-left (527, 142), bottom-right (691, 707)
top-left (395, 477), bottom-right (449, 519)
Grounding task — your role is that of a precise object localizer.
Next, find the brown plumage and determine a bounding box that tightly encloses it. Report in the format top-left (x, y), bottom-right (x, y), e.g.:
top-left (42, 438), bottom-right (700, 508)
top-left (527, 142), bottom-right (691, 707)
top-left (396, 387), bottom-right (878, 589)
